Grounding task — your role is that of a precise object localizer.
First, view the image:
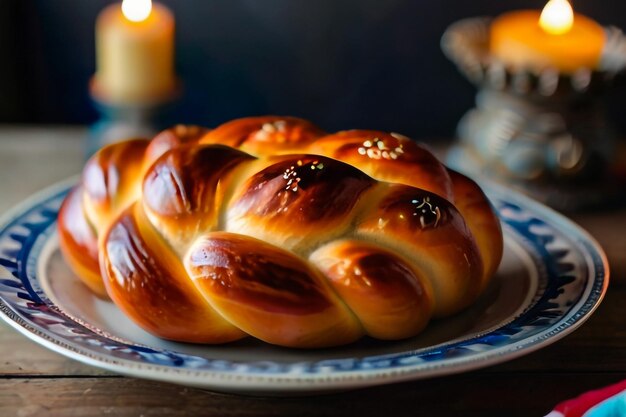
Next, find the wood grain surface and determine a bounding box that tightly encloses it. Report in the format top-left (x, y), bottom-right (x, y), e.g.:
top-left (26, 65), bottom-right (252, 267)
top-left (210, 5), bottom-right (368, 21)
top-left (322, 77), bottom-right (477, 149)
top-left (0, 128), bottom-right (624, 416)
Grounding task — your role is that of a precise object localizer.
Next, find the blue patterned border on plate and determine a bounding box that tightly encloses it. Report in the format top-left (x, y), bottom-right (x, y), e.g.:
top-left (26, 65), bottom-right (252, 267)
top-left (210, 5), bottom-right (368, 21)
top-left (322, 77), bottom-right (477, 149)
top-left (0, 181), bottom-right (608, 381)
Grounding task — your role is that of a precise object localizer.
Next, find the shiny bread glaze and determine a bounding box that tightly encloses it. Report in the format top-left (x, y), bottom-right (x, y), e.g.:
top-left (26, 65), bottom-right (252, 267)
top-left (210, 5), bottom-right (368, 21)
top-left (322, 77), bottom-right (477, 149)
top-left (310, 240), bottom-right (433, 339)
top-left (142, 144), bottom-right (255, 250)
top-left (57, 186), bottom-right (104, 296)
top-left (308, 130), bottom-right (453, 199)
top-left (144, 124), bottom-right (210, 167)
top-left (187, 233), bottom-right (362, 348)
top-left (200, 115), bottom-right (326, 156)
top-left (229, 154), bottom-right (375, 226)
top-left (357, 185), bottom-right (484, 317)
top-left (102, 204), bottom-right (244, 343)
top-left (58, 116), bottom-right (503, 348)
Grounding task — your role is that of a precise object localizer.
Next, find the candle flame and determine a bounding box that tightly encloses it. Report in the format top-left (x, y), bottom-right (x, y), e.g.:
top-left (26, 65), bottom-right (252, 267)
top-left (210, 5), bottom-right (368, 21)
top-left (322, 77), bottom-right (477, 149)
top-left (539, 0), bottom-right (574, 35)
top-left (122, 0), bottom-right (152, 22)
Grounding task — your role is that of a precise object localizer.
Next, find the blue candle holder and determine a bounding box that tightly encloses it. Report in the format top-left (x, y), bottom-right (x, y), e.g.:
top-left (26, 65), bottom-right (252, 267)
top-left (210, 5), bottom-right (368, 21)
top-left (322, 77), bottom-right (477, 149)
top-left (86, 82), bottom-right (180, 158)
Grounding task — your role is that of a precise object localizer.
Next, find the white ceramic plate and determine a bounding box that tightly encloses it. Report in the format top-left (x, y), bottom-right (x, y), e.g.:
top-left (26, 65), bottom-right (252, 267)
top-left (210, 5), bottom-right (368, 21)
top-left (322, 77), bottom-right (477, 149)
top-left (0, 179), bottom-right (608, 394)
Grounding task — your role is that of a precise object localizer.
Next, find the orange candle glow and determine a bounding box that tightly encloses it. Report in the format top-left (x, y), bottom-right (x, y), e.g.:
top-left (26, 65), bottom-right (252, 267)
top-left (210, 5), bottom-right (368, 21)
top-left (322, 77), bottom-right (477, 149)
top-left (490, 0), bottom-right (605, 73)
top-left (94, 0), bottom-right (175, 104)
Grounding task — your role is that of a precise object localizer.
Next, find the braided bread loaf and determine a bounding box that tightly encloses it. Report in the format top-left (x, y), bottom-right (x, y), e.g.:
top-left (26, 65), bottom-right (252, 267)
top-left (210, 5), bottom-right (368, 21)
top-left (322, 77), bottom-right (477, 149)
top-left (58, 116), bottom-right (503, 348)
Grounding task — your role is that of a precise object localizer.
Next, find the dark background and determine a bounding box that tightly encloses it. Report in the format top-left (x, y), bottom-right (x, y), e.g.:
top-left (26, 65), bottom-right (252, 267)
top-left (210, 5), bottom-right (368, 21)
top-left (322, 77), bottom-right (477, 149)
top-left (2, 0), bottom-right (626, 139)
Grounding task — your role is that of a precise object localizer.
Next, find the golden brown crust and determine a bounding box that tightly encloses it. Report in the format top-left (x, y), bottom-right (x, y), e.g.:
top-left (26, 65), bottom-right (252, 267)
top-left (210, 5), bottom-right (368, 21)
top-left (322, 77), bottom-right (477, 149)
top-left (227, 155), bottom-right (376, 252)
top-left (310, 240), bottom-right (433, 339)
top-left (142, 144), bottom-right (255, 250)
top-left (101, 204), bottom-right (245, 343)
top-left (58, 118), bottom-right (504, 348)
top-left (199, 116), bottom-right (326, 156)
top-left (82, 138), bottom-right (149, 234)
top-left (57, 187), bottom-right (105, 296)
top-left (144, 124), bottom-right (210, 168)
top-left (357, 185), bottom-right (484, 317)
top-left (307, 130), bottom-right (453, 199)
top-left (448, 170), bottom-right (503, 291)
top-left (186, 232), bottom-right (362, 348)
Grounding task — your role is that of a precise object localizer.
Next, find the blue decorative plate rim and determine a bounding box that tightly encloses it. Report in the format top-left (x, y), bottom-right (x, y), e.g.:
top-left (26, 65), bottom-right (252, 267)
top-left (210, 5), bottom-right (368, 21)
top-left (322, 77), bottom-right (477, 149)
top-left (0, 179), bottom-right (609, 391)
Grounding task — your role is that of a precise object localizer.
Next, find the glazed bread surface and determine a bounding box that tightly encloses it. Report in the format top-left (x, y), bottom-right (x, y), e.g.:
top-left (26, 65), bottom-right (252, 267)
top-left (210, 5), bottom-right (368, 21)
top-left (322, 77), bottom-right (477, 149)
top-left (58, 117), bottom-right (503, 348)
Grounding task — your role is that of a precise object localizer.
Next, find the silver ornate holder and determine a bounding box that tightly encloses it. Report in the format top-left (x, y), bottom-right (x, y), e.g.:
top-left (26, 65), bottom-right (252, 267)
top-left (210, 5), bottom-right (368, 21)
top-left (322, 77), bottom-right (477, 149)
top-left (442, 18), bottom-right (626, 210)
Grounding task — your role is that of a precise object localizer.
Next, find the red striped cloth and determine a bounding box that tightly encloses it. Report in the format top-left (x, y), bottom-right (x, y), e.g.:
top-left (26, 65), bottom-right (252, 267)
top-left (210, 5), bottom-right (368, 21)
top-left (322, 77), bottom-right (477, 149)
top-left (545, 380), bottom-right (626, 417)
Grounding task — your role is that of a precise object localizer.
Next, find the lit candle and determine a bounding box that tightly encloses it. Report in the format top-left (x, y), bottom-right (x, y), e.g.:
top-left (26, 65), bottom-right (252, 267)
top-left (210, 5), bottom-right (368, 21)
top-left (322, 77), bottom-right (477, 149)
top-left (93, 0), bottom-right (175, 104)
top-left (490, 0), bottom-right (606, 73)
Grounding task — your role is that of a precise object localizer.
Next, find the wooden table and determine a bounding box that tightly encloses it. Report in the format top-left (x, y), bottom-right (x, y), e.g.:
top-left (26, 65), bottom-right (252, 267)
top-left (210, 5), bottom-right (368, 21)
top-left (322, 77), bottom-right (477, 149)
top-left (1, 127), bottom-right (625, 416)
